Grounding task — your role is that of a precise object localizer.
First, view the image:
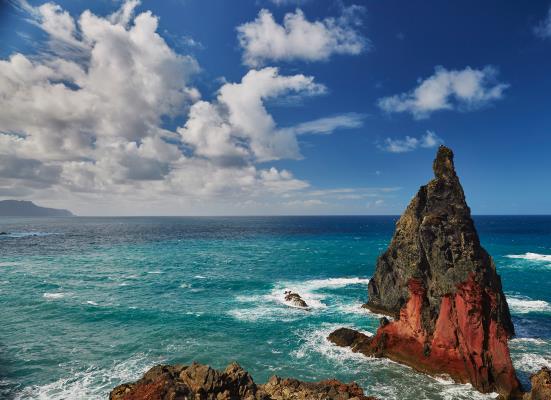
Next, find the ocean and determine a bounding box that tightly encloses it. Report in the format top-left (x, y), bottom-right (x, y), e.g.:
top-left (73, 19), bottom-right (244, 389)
top-left (1, 216), bottom-right (550, 400)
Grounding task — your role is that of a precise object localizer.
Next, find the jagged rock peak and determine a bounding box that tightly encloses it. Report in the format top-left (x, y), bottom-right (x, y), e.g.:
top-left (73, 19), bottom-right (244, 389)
top-left (339, 146), bottom-right (522, 398)
top-left (432, 145), bottom-right (457, 180)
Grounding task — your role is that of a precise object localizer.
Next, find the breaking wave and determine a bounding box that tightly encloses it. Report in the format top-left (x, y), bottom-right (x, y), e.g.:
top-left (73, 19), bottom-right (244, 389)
top-left (505, 253), bottom-right (551, 263)
top-left (507, 295), bottom-right (551, 314)
top-left (13, 353), bottom-right (156, 400)
top-left (229, 277), bottom-right (370, 321)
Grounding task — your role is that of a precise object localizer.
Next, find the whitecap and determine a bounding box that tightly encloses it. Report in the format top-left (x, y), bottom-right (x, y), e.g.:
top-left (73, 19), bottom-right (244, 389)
top-left (180, 283), bottom-right (192, 289)
top-left (505, 253), bottom-right (551, 268)
top-left (336, 302), bottom-right (391, 319)
top-left (0, 261), bottom-right (19, 267)
top-left (86, 301), bottom-right (99, 306)
top-left (227, 306), bottom-right (305, 323)
top-left (269, 277), bottom-right (371, 310)
top-left (13, 353), bottom-right (157, 400)
top-left (184, 311), bottom-right (203, 317)
top-left (43, 292), bottom-right (65, 300)
top-left (506, 252), bottom-right (551, 262)
top-left (146, 271), bottom-right (163, 274)
top-left (513, 353), bottom-right (551, 373)
top-left (510, 337), bottom-right (547, 346)
top-left (507, 295), bottom-right (551, 314)
top-left (433, 376), bottom-right (498, 400)
top-left (231, 277), bottom-right (371, 322)
top-left (291, 323), bottom-right (374, 363)
top-left (194, 275), bottom-right (206, 279)
top-left (5, 232), bottom-right (56, 238)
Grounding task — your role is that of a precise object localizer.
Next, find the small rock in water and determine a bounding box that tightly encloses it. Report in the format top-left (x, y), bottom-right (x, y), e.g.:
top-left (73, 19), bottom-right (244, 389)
top-left (284, 290), bottom-right (309, 309)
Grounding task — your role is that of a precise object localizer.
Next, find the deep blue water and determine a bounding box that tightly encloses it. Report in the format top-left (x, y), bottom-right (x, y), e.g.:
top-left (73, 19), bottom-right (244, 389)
top-left (0, 216), bottom-right (550, 400)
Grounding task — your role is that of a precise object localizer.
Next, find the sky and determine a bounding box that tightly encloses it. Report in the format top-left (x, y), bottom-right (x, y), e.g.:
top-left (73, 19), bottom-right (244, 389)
top-left (0, 0), bottom-right (550, 216)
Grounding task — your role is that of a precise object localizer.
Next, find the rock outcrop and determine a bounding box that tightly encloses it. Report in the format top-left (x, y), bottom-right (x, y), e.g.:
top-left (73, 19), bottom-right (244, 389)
top-left (284, 291), bottom-right (309, 309)
top-left (110, 361), bottom-right (377, 400)
top-left (523, 367), bottom-right (551, 400)
top-left (329, 146), bottom-right (522, 399)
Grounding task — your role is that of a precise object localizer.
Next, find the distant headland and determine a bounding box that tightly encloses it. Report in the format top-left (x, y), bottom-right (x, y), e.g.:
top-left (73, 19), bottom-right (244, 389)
top-left (0, 200), bottom-right (74, 217)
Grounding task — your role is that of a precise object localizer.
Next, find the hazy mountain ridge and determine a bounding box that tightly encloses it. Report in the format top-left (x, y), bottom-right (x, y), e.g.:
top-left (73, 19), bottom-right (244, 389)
top-left (0, 200), bottom-right (74, 217)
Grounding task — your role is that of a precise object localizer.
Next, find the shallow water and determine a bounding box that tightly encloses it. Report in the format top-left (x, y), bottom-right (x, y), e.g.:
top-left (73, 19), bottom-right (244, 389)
top-left (1, 216), bottom-right (550, 399)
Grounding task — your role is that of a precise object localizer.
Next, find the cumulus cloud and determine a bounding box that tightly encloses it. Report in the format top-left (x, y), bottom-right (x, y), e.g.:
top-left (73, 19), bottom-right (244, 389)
top-left (0, 1), bottom-right (363, 214)
top-left (179, 67), bottom-right (360, 164)
top-left (237, 6), bottom-right (367, 67)
top-left (534, 5), bottom-right (551, 39)
top-left (378, 66), bottom-right (508, 119)
top-left (379, 131), bottom-right (442, 153)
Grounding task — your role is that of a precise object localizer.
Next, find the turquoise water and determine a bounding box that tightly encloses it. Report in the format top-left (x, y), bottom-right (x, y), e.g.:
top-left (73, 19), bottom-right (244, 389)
top-left (0, 216), bottom-right (550, 400)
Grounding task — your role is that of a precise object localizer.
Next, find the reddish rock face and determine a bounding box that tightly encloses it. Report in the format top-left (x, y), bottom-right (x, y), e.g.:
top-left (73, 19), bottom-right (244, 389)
top-left (367, 275), bottom-right (520, 397)
top-left (330, 146), bottom-right (522, 399)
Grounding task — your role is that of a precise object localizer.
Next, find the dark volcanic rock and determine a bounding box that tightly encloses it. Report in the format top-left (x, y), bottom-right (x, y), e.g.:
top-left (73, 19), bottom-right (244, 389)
top-left (523, 367), bottom-right (551, 400)
top-left (330, 146), bottom-right (522, 399)
top-left (284, 291), bottom-right (309, 309)
top-left (366, 145), bottom-right (513, 334)
top-left (110, 362), bottom-right (377, 400)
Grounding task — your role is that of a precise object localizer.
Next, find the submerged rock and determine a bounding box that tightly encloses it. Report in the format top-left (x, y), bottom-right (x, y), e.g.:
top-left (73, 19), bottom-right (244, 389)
top-left (329, 146), bottom-right (522, 399)
top-left (284, 291), bottom-right (309, 309)
top-left (110, 361), bottom-right (377, 400)
top-left (523, 367), bottom-right (551, 400)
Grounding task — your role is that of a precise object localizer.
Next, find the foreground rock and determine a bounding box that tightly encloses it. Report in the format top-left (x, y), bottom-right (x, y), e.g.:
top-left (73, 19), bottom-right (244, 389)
top-left (110, 362), bottom-right (377, 400)
top-left (330, 146), bottom-right (522, 399)
top-left (523, 367), bottom-right (551, 400)
top-left (284, 291), bottom-right (309, 309)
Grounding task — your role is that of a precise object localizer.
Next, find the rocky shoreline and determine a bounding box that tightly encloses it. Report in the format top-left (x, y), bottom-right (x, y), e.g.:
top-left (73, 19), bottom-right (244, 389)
top-left (110, 362), bottom-right (377, 400)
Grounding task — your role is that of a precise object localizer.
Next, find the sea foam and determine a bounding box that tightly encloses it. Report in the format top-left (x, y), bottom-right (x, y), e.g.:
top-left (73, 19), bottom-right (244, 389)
top-left (230, 277), bottom-right (371, 321)
top-left (13, 353), bottom-right (156, 400)
top-left (292, 324), bottom-right (495, 400)
top-left (507, 295), bottom-right (551, 314)
top-left (43, 292), bottom-right (66, 300)
top-left (506, 253), bottom-right (551, 263)
top-left (513, 353), bottom-right (551, 373)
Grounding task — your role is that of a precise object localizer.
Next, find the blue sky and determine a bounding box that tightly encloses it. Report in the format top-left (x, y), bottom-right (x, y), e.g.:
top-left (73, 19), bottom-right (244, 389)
top-left (0, 0), bottom-right (550, 215)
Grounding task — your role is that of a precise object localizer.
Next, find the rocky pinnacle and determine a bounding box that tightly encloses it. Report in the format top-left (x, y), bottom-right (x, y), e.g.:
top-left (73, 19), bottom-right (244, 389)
top-left (330, 145), bottom-right (522, 399)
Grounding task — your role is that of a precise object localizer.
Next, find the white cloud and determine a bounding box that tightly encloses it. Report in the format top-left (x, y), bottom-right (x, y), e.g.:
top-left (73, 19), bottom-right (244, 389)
top-left (378, 66), bottom-right (508, 119)
top-left (269, 0), bottom-right (310, 6)
top-left (179, 67), bottom-right (327, 163)
top-left (0, 1), bottom-right (364, 215)
top-left (237, 7), bottom-right (367, 67)
top-left (379, 131), bottom-right (442, 153)
top-left (535, 5), bottom-right (551, 39)
top-left (286, 113), bottom-right (365, 135)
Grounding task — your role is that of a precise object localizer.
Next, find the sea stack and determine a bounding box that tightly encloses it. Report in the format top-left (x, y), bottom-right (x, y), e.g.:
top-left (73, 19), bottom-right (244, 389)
top-left (329, 145), bottom-right (522, 398)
